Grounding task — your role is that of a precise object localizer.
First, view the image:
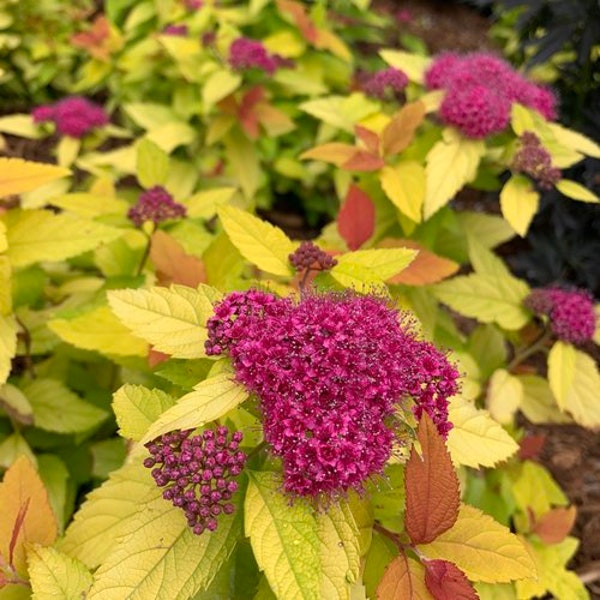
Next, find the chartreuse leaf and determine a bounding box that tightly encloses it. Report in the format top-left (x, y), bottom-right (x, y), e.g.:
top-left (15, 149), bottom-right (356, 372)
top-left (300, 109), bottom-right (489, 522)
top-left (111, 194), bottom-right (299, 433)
top-left (108, 284), bottom-right (214, 359)
top-left (86, 473), bottom-right (243, 599)
top-left (556, 179), bottom-right (599, 203)
top-left (546, 121), bottom-right (600, 158)
top-left (224, 129), bottom-right (261, 199)
top-left (217, 206), bottom-right (296, 277)
top-left (3, 209), bottom-right (121, 269)
top-left (27, 544), bottom-right (93, 599)
top-left (379, 162), bottom-right (425, 223)
top-left (417, 504), bottom-right (536, 583)
top-left (48, 305), bottom-right (148, 357)
top-left (509, 461), bottom-right (567, 517)
top-left (548, 342), bottom-right (600, 427)
top-left (245, 471), bottom-right (361, 600)
top-left (379, 49), bottom-right (431, 83)
top-left (0, 456), bottom-right (58, 577)
top-left (202, 69), bottom-right (242, 109)
top-left (0, 314), bottom-right (17, 385)
top-left (299, 94), bottom-right (379, 132)
top-left (140, 373), bottom-right (248, 444)
top-left (0, 158), bottom-right (70, 197)
top-left (474, 582), bottom-right (517, 599)
top-left (136, 138), bottom-right (169, 188)
top-left (447, 397), bottom-right (518, 468)
top-left (112, 385), bottom-right (177, 442)
top-left (486, 369), bottom-right (524, 425)
top-left (49, 193), bottom-right (128, 219)
top-left (517, 374), bottom-right (572, 424)
top-left (424, 128), bottom-right (485, 219)
top-left (457, 212), bottom-right (515, 250)
top-left (499, 174), bottom-right (540, 237)
top-left (185, 188), bottom-right (237, 219)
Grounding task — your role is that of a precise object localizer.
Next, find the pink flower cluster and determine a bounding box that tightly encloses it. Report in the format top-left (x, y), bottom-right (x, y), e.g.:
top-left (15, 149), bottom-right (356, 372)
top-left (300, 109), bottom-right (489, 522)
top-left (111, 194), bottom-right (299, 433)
top-left (206, 291), bottom-right (459, 500)
top-left (127, 186), bottom-right (187, 227)
top-left (363, 67), bottom-right (409, 100)
top-left (32, 96), bottom-right (109, 138)
top-left (511, 132), bottom-right (561, 189)
top-left (228, 37), bottom-right (287, 75)
top-left (526, 287), bottom-right (597, 344)
top-left (163, 24), bottom-right (188, 36)
top-left (425, 52), bottom-right (558, 138)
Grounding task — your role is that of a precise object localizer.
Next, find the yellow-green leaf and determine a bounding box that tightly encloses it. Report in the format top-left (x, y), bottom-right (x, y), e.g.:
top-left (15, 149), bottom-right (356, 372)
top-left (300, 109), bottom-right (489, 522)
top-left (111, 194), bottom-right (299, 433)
top-left (510, 103), bottom-right (537, 137)
top-left (48, 193), bottom-right (128, 219)
top-left (245, 471), bottom-right (361, 600)
top-left (108, 284), bottom-right (214, 359)
top-left (509, 461), bottom-right (567, 517)
top-left (224, 129), bottom-right (261, 199)
top-left (556, 179), bottom-right (599, 203)
top-left (486, 368), bottom-right (524, 425)
top-left (217, 205), bottom-right (295, 277)
top-left (140, 373), bottom-right (248, 444)
top-left (202, 69), bottom-right (242, 109)
top-left (379, 162), bottom-right (425, 223)
top-left (457, 212), bottom-right (515, 250)
top-left (546, 122), bottom-right (600, 159)
top-left (447, 396), bottom-right (518, 468)
top-left (379, 49), bottom-right (431, 84)
top-left (112, 385), bottom-right (177, 442)
top-left (0, 313), bottom-right (17, 385)
top-left (500, 175), bottom-right (540, 237)
top-left (136, 138), bottom-right (169, 188)
top-left (299, 94), bottom-right (379, 133)
top-left (27, 544), bottom-right (93, 600)
top-left (48, 305), bottom-right (148, 357)
top-left (418, 504), bottom-right (536, 583)
top-left (517, 374), bottom-right (572, 424)
top-left (333, 248), bottom-right (417, 282)
top-left (0, 114), bottom-right (43, 139)
top-left (424, 129), bottom-right (485, 219)
top-left (547, 341), bottom-right (600, 427)
top-left (3, 209), bottom-right (121, 268)
top-left (146, 121), bottom-right (197, 153)
top-left (185, 188), bottom-right (237, 219)
top-left (0, 158), bottom-right (70, 197)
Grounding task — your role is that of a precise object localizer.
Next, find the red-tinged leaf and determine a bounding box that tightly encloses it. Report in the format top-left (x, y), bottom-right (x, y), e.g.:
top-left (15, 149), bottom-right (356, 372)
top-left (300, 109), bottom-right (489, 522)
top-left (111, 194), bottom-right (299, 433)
top-left (424, 560), bottom-right (479, 600)
top-left (377, 550), bottom-right (434, 600)
top-left (379, 239), bottom-right (458, 285)
top-left (8, 499), bottom-right (30, 567)
top-left (300, 143), bottom-right (358, 166)
top-left (238, 87), bottom-right (265, 140)
top-left (518, 434), bottom-right (546, 460)
top-left (276, 0), bottom-right (318, 43)
top-left (405, 413), bottom-right (460, 545)
top-left (531, 506), bottom-right (577, 544)
top-left (150, 230), bottom-right (206, 287)
top-left (254, 103), bottom-right (295, 137)
top-left (71, 15), bottom-right (112, 61)
top-left (355, 125), bottom-right (380, 155)
top-left (148, 348), bottom-right (170, 368)
top-left (337, 184), bottom-right (375, 251)
top-left (381, 101), bottom-right (426, 157)
top-left (342, 150), bottom-right (386, 172)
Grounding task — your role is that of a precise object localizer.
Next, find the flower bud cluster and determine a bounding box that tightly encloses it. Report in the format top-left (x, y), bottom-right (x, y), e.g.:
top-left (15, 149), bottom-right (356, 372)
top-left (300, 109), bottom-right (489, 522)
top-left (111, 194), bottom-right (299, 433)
top-left (362, 67), bottom-right (409, 100)
top-left (511, 132), bottom-right (561, 189)
top-left (32, 96), bottom-right (109, 138)
top-left (425, 52), bottom-right (557, 138)
top-left (144, 427), bottom-right (246, 535)
top-left (206, 290), bottom-right (459, 500)
top-left (163, 24), bottom-right (188, 36)
top-left (228, 37), bottom-right (287, 74)
top-left (526, 287), bottom-right (596, 345)
top-left (288, 241), bottom-right (337, 272)
top-left (127, 185), bottom-right (187, 227)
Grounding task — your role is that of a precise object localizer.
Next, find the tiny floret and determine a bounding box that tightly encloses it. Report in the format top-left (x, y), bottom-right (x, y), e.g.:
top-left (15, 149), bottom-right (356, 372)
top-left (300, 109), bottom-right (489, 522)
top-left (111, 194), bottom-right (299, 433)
top-left (289, 241), bottom-right (337, 272)
top-left (363, 67), bottom-right (409, 100)
top-left (32, 96), bottom-right (109, 138)
top-left (511, 132), bottom-right (561, 189)
top-left (127, 185), bottom-right (187, 227)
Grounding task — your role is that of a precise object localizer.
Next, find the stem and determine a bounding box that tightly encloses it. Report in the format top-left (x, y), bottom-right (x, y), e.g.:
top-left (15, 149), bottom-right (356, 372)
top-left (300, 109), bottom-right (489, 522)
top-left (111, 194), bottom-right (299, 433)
top-left (373, 522), bottom-right (427, 560)
top-left (507, 328), bottom-right (553, 372)
top-left (15, 316), bottom-right (35, 379)
top-left (136, 224), bottom-right (156, 277)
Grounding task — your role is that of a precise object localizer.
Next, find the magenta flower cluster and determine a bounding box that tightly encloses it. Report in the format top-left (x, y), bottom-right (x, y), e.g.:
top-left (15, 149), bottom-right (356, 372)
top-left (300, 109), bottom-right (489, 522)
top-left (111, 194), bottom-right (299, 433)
top-left (144, 427), bottom-right (246, 535)
top-left (206, 290), bottom-right (459, 500)
top-left (526, 287), bottom-right (597, 344)
top-left (127, 186), bottom-right (187, 227)
top-left (163, 24), bottom-right (188, 36)
top-left (511, 132), bottom-right (561, 189)
top-left (228, 37), bottom-right (287, 75)
top-left (363, 67), bottom-right (409, 100)
top-left (424, 52), bottom-right (557, 138)
top-left (289, 241), bottom-right (337, 272)
top-left (32, 96), bottom-right (109, 139)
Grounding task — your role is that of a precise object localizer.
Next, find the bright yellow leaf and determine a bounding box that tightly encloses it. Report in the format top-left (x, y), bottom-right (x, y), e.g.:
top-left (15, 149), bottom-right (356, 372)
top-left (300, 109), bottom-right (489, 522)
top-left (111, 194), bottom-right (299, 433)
top-left (500, 175), bottom-right (540, 237)
top-left (0, 313), bottom-right (17, 385)
top-left (486, 369), bottom-right (524, 425)
top-left (379, 162), bottom-right (425, 223)
top-left (0, 157), bottom-right (70, 198)
top-left (556, 179), bottom-right (599, 203)
top-left (379, 49), bottom-right (431, 84)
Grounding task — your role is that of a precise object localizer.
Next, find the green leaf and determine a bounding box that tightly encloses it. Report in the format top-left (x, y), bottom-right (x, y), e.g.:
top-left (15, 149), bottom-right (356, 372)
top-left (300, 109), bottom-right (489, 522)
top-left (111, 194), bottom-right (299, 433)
top-left (49, 193), bottom-right (128, 219)
top-left (457, 212), bottom-right (515, 250)
top-left (136, 138), bottom-right (169, 188)
top-left (547, 342), bottom-right (600, 427)
top-left (202, 69), bottom-right (242, 109)
top-left (0, 383), bottom-right (33, 425)
top-left (500, 175), bottom-right (540, 237)
top-left (146, 122), bottom-right (197, 153)
top-left (140, 373), bottom-right (248, 444)
top-left (224, 129), bottom-right (262, 199)
top-left (37, 454), bottom-right (70, 533)
top-left (518, 374), bottom-right (572, 424)
top-left (123, 103), bottom-right (179, 130)
top-left (112, 384), bottom-right (177, 442)
top-left (185, 188), bottom-right (237, 219)
top-left (379, 49), bottom-right (431, 83)
top-left (108, 284), bottom-right (214, 359)
top-left (48, 305), bottom-right (148, 357)
top-left (379, 162), bottom-right (425, 223)
top-left (467, 324), bottom-right (507, 381)
top-left (555, 179), bottom-right (599, 203)
top-left (27, 544), bottom-right (93, 600)
top-left (245, 471), bottom-right (361, 600)
top-left (22, 378), bottom-right (108, 434)
top-left (3, 209), bottom-right (121, 269)
top-left (218, 206), bottom-right (295, 277)
top-left (509, 461), bottom-right (567, 517)
top-left (90, 438), bottom-right (128, 479)
top-left (424, 129), bottom-right (485, 219)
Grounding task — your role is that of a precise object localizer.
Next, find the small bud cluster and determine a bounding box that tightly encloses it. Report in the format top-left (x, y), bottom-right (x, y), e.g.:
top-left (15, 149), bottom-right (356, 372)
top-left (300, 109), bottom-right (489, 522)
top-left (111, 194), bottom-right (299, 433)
top-left (32, 96), bottom-right (109, 139)
top-left (511, 132), bottom-right (561, 189)
top-left (228, 37), bottom-right (288, 75)
top-left (289, 241), bottom-right (337, 272)
top-left (362, 67), bottom-right (409, 101)
top-left (424, 52), bottom-right (558, 138)
top-left (144, 427), bottom-right (246, 535)
top-left (127, 186), bottom-right (187, 227)
top-left (526, 287), bottom-right (597, 345)
top-left (163, 24), bottom-right (188, 36)
top-left (206, 290), bottom-right (459, 500)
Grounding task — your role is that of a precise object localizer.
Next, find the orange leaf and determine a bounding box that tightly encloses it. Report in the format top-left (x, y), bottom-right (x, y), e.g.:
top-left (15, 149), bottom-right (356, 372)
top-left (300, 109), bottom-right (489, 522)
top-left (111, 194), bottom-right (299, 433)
top-left (276, 0), bottom-right (318, 43)
top-left (300, 143), bottom-right (357, 166)
top-left (424, 560), bottom-right (479, 600)
top-left (379, 239), bottom-right (458, 285)
top-left (355, 125), bottom-right (380, 155)
top-left (377, 551), bottom-right (434, 600)
top-left (150, 230), bottom-right (206, 287)
top-left (518, 434), bottom-right (546, 460)
top-left (148, 348), bottom-right (170, 368)
top-left (71, 15), bottom-right (114, 61)
top-left (381, 101), bottom-right (426, 157)
top-left (405, 413), bottom-right (460, 545)
top-left (254, 103), bottom-right (295, 137)
top-left (337, 184), bottom-right (375, 251)
top-left (0, 456), bottom-right (58, 577)
top-left (342, 150), bottom-right (386, 172)
top-left (531, 506), bottom-right (577, 544)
